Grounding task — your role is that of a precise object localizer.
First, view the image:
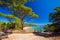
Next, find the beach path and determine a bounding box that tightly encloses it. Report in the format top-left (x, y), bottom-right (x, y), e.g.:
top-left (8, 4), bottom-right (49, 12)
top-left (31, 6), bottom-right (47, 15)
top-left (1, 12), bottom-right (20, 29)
top-left (2, 33), bottom-right (60, 40)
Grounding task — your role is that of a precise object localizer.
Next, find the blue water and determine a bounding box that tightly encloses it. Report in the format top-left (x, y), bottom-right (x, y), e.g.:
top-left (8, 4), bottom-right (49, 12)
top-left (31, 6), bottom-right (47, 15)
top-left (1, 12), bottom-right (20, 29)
top-left (28, 25), bottom-right (45, 30)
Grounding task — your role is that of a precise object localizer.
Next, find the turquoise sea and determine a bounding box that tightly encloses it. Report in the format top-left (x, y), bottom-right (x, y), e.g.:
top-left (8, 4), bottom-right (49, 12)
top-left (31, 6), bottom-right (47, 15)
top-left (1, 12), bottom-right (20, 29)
top-left (28, 25), bottom-right (45, 30)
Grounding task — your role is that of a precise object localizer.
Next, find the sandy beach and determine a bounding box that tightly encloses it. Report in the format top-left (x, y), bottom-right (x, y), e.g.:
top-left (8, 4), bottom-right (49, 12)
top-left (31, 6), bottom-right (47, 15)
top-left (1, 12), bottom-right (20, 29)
top-left (1, 27), bottom-right (60, 40)
top-left (2, 33), bottom-right (60, 40)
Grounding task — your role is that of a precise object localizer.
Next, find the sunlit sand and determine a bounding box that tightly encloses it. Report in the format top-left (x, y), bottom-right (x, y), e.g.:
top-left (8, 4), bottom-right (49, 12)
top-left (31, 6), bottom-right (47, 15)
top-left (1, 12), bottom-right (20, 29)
top-left (2, 33), bottom-right (60, 40)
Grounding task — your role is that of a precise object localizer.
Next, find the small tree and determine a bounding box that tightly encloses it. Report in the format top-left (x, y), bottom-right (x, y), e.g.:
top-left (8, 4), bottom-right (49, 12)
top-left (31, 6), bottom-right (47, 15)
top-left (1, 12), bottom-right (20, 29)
top-left (45, 24), bottom-right (55, 32)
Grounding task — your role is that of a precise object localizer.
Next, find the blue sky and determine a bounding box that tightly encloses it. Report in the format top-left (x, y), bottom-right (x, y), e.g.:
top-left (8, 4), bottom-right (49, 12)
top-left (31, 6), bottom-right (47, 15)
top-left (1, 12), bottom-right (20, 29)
top-left (0, 0), bottom-right (60, 25)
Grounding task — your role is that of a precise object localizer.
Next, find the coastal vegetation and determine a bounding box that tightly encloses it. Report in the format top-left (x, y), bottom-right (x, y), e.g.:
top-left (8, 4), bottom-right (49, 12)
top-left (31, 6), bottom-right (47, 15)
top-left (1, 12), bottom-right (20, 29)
top-left (0, 0), bottom-right (60, 34)
top-left (45, 7), bottom-right (60, 32)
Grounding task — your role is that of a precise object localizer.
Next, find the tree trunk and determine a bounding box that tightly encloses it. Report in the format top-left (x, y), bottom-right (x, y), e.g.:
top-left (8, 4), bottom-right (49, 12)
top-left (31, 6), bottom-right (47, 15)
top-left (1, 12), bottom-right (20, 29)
top-left (21, 18), bottom-right (24, 30)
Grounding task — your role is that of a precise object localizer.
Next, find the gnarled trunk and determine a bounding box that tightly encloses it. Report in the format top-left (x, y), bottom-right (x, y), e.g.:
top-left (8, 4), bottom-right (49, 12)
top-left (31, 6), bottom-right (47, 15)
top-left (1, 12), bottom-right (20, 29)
top-left (21, 18), bottom-right (24, 30)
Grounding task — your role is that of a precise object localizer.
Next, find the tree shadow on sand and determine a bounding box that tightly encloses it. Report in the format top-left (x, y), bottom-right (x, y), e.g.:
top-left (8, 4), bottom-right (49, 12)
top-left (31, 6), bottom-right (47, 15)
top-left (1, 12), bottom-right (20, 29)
top-left (33, 32), bottom-right (60, 38)
top-left (0, 32), bottom-right (8, 40)
top-left (0, 29), bottom-right (13, 40)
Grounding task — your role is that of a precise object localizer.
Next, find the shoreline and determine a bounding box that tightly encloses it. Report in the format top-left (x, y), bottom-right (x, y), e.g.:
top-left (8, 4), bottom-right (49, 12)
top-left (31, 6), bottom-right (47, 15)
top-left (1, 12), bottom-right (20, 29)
top-left (23, 27), bottom-right (30, 30)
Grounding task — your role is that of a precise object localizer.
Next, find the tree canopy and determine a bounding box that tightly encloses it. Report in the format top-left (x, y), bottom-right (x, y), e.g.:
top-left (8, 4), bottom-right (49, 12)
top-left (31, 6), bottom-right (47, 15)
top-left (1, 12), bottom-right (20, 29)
top-left (0, 0), bottom-right (38, 30)
top-left (48, 7), bottom-right (60, 32)
top-left (49, 7), bottom-right (60, 24)
top-left (0, 12), bottom-right (20, 25)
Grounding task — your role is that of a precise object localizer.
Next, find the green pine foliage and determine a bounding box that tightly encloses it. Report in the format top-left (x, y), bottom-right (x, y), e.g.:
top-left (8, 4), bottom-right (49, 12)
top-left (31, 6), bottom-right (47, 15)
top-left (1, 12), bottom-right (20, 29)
top-left (0, 0), bottom-right (38, 30)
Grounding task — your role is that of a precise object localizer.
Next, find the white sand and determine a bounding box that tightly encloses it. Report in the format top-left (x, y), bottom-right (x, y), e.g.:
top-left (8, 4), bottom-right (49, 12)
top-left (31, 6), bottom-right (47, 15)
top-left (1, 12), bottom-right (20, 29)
top-left (23, 27), bottom-right (32, 30)
top-left (23, 27), bottom-right (29, 29)
top-left (2, 33), bottom-right (59, 40)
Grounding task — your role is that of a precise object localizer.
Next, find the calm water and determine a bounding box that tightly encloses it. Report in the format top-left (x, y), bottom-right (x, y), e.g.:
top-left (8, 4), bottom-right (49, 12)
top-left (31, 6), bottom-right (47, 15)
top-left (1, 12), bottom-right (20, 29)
top-left (28, 25), bottom-right (45, 30)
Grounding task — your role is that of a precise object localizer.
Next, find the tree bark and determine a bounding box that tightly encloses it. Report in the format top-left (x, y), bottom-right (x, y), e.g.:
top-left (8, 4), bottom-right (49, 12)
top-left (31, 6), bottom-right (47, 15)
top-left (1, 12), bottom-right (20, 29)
top-left (21, 18), bottom-right (24, 30)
